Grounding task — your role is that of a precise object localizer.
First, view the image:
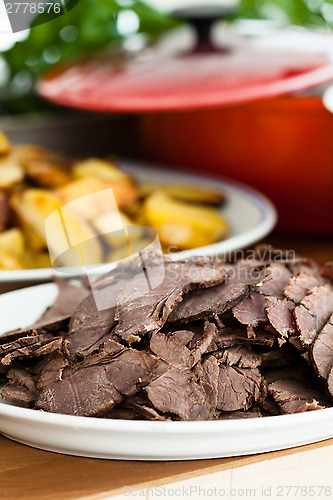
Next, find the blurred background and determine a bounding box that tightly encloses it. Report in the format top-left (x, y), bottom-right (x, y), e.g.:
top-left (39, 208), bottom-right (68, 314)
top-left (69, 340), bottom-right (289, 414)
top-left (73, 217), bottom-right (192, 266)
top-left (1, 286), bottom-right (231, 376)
top-left (1, 0), bottom-right (333, 238)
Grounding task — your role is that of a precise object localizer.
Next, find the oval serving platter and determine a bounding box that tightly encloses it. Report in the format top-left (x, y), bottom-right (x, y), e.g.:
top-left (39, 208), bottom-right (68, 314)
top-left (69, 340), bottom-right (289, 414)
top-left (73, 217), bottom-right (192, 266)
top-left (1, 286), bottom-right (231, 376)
top-left (0, 283), bottom-right (333, 461)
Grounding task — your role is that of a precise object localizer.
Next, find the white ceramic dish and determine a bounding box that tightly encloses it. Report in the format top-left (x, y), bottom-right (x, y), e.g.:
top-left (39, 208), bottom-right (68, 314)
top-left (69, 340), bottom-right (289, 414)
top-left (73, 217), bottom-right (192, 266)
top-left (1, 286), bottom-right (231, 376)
top-left (0, 160), bottom-right (277, 292)
top-left (1, 283), bottom-right (333, 461)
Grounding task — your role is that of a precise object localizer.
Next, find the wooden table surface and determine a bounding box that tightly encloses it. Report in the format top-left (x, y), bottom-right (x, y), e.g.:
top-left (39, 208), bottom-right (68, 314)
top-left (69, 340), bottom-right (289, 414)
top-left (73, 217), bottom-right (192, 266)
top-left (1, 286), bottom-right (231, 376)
top-left (1, 232), bottom-right (333, 500)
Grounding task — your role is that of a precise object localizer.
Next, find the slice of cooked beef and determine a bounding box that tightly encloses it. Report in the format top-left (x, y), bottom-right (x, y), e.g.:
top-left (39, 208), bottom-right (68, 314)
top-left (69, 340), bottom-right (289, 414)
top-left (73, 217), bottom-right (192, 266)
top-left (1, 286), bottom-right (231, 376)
top-left (1, 368), bottom-right (37, 408)
top-left (310, 314), bottom-right (333, 381)
top-left (170, 330), bottom-right (194, 345)
top-left (213, 326), bottom-right (276, 349)
top-left (77, 339), bottom-right (127, 369)
top-left (192, 321), bottom-right (218, 364)
top-left (216, 364), bottom-right (261, 412)
top-left (37, 349), bottom-right (157, 416)
top-left (257, 379), bottom-right (281, 415)
top-left (195, 356), bottom-right (219, 407)
top-left (150, 332), bottom-right (194, 371)
top-left (0, 334), bottom-right (53, 356)
top-left (255, 264), bottom-right (292, 298)
top-left (1, 337), bottom-right (65, 366)
top-left (146, 367), bottom-right (214, 421)
top-left (37, 277), bottom-right (89, 323)
top-left (232, 264), bottom-right (292, 328)
top-left (284, 272), bottom-right (322, 303)
top-left (34, 352), bottom-right (69, 389)
top-left (114, 260), bottom-right (225, 344)
top-left (218, 407), bottom-right (262, 419)
top-left (0, 315), bottom-right (68, 348)
top-left (266, 297), bottom-right (296, 337)
top-left (167, 263), bottom-right (263, 325)
top-left (103, 406), bottom-right (139, 420)
top-left (294, 286), bottom-right (333, 346)
top-left (68, 293), bottom-right (116, 358)
top-left (122, 394), bottom-right (169, 421)
top-left (233, 292), bottom-right (267, 327)
top-left (268, 379), bottom-right (326, 414)
top-left (215, 345), bottom-right (261, 369)
top-left (1, 385), bottom-right (36, 407)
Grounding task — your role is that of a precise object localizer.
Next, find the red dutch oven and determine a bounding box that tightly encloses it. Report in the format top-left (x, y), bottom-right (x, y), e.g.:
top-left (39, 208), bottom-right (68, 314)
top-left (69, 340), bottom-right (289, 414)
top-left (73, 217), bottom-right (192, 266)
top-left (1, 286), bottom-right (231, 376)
top-left (38, 6), bottom-right (333, 232)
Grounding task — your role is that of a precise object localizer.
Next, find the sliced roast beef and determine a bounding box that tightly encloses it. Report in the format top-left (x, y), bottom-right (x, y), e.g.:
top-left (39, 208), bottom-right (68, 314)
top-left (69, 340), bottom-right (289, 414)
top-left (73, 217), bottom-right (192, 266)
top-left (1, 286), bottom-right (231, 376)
top-left (38, 278), bottom-right (89, 323)
top-left (167, 264), bottom-right (262, 325)
top-left (321, 262), bottom-right (333, 284)
top-left (150, 331), bottom-right (194, 370)
top-left (216, 364), bottom-right (261, 412)
top-left (1, 368), bottom-right (37, 408)
top-left (195, 355), bottom-right (219, 407)
top-left (68, 293), bottom-right (116, 358)
top-left (213, 326), bottom-right (276, 349)
top-left (294, 286), bottom-right (333, 346)
top-left (311, 314), bottom-right (333, 381)
top-left (37, 349), bottom-right (157, 416)
top-left (268, 379), bottom-right (326, 414)
top-left (255, 263), bottom-right (292, 298)
top-left (114, 260), bottom-right (225, 344)
top-left (219, 407), bottom-right (262, 419)
top-left (233, 292), bottom-right (267, 327)
top-left (266, 297), bottom-right (296, 338)
top-left (146, 367), bottom-right (214, 420)
top-left (284, 272), bottom-right (322, 303)
top-left (1, 337), bottom-right (65, 366)
top-left (35, 352), bottom-right (69, 389)
top-left (215, 345), bottom-right (261, 369)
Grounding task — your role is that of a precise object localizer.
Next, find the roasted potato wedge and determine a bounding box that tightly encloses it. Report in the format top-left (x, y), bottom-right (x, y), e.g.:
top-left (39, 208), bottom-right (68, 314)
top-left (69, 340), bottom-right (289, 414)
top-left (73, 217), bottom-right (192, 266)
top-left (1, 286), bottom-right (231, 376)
top-left (0, 228), bottom-right (25, 256)
top-left (143, 191), bottom-right (229, 250)
top-left (0, 247), bottom-right (27, 270)
top-left (0, 157), bottom-right (25, 189)
top-left (140, 184), bottom-right (225, 205)
top-left (72, 158), bottom-right (130, 184)
top-left (55, 176), bottom-right (139, 214)
top-left (0, 132), bottom-right (10, 156)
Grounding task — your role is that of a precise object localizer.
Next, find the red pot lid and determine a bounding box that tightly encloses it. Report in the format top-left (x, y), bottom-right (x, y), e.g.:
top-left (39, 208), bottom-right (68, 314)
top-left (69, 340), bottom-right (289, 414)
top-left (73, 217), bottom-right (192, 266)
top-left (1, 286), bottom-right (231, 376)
top-left (38, 8), bottom-right (333, 113)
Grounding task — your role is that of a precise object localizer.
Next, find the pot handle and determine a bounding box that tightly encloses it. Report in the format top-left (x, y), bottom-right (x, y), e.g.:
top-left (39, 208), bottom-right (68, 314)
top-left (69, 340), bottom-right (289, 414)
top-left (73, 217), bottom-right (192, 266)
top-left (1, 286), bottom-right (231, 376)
top-left (172, 5), bottom-right (237, 51)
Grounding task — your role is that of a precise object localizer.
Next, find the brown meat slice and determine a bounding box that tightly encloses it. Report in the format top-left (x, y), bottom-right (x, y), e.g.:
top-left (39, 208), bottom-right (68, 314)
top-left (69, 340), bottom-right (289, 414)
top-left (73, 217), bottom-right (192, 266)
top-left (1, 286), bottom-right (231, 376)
top-left (294, 286), bottom-right (333, 346)
top-left (68, 293), bottom-right (116, 358)
top-left (191, 321), bottom-right (218, 364)
top-left (170, 330), bottom-right (194, 345)
top-left (37, 349), bottom-right (157, 416)
top-left (233, 292), bottom-right (267, 327)
top-left (35, 352), bottom-right (69, 389)
top-left (150, 332), bottom-right (194, 371)
top-left (1, 368), bottom-right (37, 408)
top-left (255, 264), bottom-right (292, 298)
top-left (0, 333), bottom-right (53, 356)
top-left (284, 272), bottom-right (322, 303)
top-left (195, 355), bottom-right (219, 408)
top-left (311, 314), bottom-right (333, 381)
top-left (217, 365), bottom-right (261, 412)
top-left (219, 407), bottom-right (262, 419)
top-left (146, 367), bottom-right (214, 421)
top-left (216, 345), bottom-right (261, 369)
top-left (213, 326), bottom-right (276, 349)
top-left (114, 260), bottom-right (225, 344)
top-left (167, 264), bottom-right (262, 325)
top-left (232, 264), bottom-right (292, 328)
top-left (266, 297), bottom-right (296, 337)
top-left (268, 379), bottom-right (326, 414)
top-left (1, 337), bottom-right (65, 366)
top-left (38, 278), bottom-right (89, 323)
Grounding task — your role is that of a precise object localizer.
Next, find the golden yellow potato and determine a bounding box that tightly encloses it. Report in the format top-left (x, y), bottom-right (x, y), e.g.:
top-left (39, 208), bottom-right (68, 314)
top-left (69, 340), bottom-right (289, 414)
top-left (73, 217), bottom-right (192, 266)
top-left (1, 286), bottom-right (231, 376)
top-left (0, 247), bottom-right (27, 270)
top-left (140, 184), bottom-right (225, 205)
top-left (72, 158), bottom-right (131, 184)
top-left (143, 190), bottom-right (229, 250)
top-left (55, 176), bottom-right (139, 214)
top-left (0, 157), bottom-right (25, 189)
top-left (0, 228), bottom-right (25, 256)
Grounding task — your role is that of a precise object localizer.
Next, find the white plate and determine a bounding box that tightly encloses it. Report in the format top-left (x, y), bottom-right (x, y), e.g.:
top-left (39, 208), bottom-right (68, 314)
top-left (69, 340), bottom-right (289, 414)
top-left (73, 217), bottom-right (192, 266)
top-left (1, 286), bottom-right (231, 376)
top-left (0, 160), bottom-right (277, 290)
top-left (1, 283), bottom-right (333, 461)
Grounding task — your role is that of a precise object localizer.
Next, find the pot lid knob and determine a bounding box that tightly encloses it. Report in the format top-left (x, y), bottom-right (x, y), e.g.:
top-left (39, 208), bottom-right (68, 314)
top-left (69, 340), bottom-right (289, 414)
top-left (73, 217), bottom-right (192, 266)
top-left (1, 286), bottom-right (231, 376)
top-left (173, 5), bottom-right (237, 50)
